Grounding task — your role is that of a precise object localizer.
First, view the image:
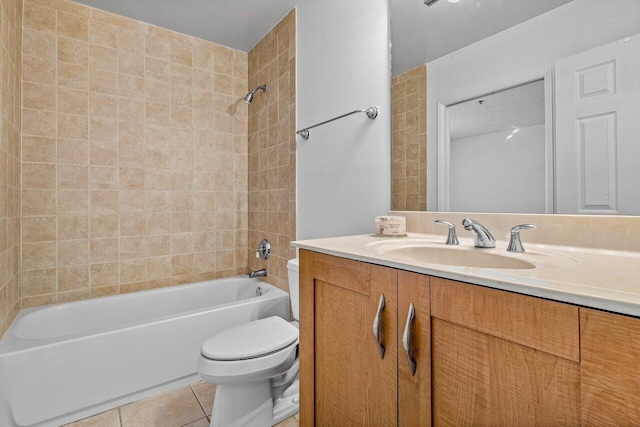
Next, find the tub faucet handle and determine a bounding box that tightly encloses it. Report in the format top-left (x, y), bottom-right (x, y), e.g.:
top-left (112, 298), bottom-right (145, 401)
top-left (507, 224), bottom-right (537, 253)
top-left (255, 239), bottom-right (270, 260)
top-left (434, 220), bottom-right (459, 245)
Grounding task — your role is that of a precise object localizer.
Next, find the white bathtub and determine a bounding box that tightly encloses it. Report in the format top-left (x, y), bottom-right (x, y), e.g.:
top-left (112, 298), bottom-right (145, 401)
top-left (0, 276), bottom-right (290, 427)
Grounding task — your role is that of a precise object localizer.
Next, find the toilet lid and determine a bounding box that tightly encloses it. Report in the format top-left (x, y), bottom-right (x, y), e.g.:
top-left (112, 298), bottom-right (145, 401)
top-left (201, 316), bottom-right (298, 361)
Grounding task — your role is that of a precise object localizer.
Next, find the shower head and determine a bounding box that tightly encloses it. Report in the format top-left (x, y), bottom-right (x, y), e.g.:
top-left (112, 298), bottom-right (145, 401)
top-left (244, 84), bottom-right (267, 104)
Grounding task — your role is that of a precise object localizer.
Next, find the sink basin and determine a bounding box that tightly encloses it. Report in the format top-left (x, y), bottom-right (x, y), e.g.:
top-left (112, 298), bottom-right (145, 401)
top-left (372, 244), bottom-right (536, 270)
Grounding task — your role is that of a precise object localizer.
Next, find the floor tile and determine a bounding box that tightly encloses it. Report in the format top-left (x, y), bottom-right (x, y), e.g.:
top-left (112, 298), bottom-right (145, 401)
top-left (182, 417), bottom-right (209, 427)
top-left (191, 381), bottom-right (216, 416)
top-left (120, 386), bottom-right (206, 427)
top-left (64, 409), bottom-right (120, 427)
top-left (275, 415), bottom-right (299, 427)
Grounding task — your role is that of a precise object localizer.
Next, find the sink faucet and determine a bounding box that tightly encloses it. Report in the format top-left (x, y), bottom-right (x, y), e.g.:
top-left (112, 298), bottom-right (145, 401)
top-left (434, 220), bottom-right (459, 245)
top-left (249, 269), bottom-right (267, 278)
top-left (507, 224), bottom-right (537, 252)
top-left (462, 219), bottom-right (496, 248)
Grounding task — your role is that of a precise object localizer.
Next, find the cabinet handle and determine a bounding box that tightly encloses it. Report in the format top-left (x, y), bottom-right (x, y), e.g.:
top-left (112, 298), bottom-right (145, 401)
top-left (402, 303), bottom-right (417, 376)
top-left (372, 293), bottom-right (385, 359)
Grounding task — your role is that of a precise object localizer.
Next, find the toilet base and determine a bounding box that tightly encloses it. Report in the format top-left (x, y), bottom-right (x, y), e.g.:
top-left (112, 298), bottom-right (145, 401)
top-left (208, 378), bottom-right (300, 427)
top-left (210, 381), bottom-right (273, 427)
top-left (272, 379), bottom-right (299, 424)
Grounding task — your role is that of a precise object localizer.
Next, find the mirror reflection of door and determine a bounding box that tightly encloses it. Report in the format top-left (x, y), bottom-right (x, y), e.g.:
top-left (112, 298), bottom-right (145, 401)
top-left (443, 79), bottom-right (551, 213)
top-left (555, 35), bottom-right (640, 215)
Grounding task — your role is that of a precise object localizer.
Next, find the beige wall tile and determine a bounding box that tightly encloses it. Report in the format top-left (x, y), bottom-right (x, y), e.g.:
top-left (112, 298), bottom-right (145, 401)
top-left (89, 20), bottom-right (118, 49)
top-left (58, 114), bottom-right (89, 139)
top-left (90, 214), bottom-right (118, 238)
top-left (24, 56), bottom-right (57, 86)
top-left (89, 68), bottom-right (117, 94)
top-left (120, 212), bottom-right (145, 236)
top-left (90, 262), bottom-right (119, 287)
top-left (23, 241), bottom-right (57, 270)
top-left (17, 0), bottom-right (257, 312)
top-left (119, 236), bottom-right (145, 260)
top-left (22, 137), bottom-right (56, 163)
top-left (89, 44), bottom-right (117, 72)
top-left (119, 50), bottom-right (144, 77)
top-left (90, 166), bottom-right (118, 189)
top-left (89, 92), bottom-right (117, 118)
top-left (24, 28), bottom-right (57, 59)
top-left (57, 139), bottom-right (89, 165)
top-left (90, 140), bottom-right (117, 166)
top-left (22, 109), bottom-right (57, 137)
top-left (90, 189), bottom-right (118, 213)
top-left (22, 216), bottom-right (57, 243)
top-left (57, 88), bottom-right (88, 116)
top-left (58, 62), bottom-right (89, 90)
top-left (120, 190), bottom-right (146, 212)
top-left (58, 164), bottom-right (88, 189)
top-left (23, 163), bottom-right (56, 189)
top-left (24, 2), bottom-right (56, 34)
top-left (58, 215), bottom-right (89, 240)
top-left (23, 82), bottom-right (56, 111)
top-left (58, 239), bottom-right (89, 266)
top-left (58, 189), bottom-right (89, 215)
top-left (58, 265), bottom-right (89, 291)
top-left (57, 10), bottom-right (88, 41)
top-left (21, 268), bottom-right (57, 297)
top-left (90, 238), bottom-right (118, 263)
top-left (23, 189), bottom-right (57, 216)
top-left (146, 234), bottom-right (171, 257)
top-left (120, 259), bottom-right (146, 284)
top-left (58, 36), bottom-right (88, 66)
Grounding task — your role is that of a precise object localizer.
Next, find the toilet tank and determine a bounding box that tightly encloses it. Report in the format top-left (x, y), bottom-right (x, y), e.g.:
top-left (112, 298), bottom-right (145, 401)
top-left (287, 258), bottom-right (299, 321)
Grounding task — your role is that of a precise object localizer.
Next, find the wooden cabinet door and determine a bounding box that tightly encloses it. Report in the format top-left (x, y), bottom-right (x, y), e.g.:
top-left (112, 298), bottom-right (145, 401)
top-left (432, 319), bottom-right (581, 426)
top-left (299, 250), bottom-right (397, 426)
top-left (431, 279), bottom-right (581, 426)
top-left (581, 308), bottom-right (640, 426)
top-left (398, 270), bottom-right (431, 427)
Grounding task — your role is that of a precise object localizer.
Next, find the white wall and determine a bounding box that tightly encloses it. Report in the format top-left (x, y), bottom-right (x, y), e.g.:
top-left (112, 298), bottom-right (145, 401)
top-left (426, 0), bottom-right (640, 211)
top-left (296, 0), bottom-right (391, 239)
top-left (449, 125), bottom-right (546, 213)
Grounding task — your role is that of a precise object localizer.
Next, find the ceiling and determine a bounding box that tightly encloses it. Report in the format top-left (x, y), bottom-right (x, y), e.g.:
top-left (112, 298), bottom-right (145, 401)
top-left (71, 0), bottom-right (298, 52)
top-left (449, 79), bottom-right (545, 140)
top-left (390, 0), bottom-right (573, 74)
top-left (73, 0), bottom-right (573, 73)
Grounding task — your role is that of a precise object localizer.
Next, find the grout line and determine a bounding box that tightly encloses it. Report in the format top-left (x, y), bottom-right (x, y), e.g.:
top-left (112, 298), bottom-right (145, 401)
top-left (189, 383), bottom-right (208, 418)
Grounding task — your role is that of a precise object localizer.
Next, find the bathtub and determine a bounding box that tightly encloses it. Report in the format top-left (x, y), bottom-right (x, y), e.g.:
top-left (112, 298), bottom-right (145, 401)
top-left (0, 276), bottom-right (290, 427)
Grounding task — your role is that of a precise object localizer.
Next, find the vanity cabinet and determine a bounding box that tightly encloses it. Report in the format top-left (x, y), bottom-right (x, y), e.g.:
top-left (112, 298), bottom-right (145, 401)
top-left (300, 250), bottom-right (640, 426)
top-left (580, 308), bottom-right (640, 426)
top-left (299, 250), bottom-right (431, 426)
top-left (430, 278), bottom-right (581, 426)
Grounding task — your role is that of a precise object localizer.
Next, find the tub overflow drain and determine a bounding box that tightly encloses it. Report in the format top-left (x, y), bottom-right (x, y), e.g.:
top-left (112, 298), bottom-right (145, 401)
top-left (256, 287), bottom-right (263, 297)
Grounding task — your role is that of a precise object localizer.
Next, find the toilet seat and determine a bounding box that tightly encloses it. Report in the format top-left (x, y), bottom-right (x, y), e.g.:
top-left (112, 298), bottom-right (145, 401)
top-left (201, 316), bottom-right (298, 361)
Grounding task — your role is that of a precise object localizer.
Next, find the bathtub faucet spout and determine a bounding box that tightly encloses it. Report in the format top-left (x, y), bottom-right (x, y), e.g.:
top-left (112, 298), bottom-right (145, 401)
top-left (249, 269), bottom-right (267, 278)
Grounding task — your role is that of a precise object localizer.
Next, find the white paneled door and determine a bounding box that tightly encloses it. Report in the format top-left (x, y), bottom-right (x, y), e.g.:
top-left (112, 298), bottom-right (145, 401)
top-left (555, 35), bottom-right (640, 214)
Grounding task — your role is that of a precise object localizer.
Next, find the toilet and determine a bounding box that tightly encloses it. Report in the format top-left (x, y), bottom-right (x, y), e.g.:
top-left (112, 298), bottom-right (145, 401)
top-left (197, 259), bottom-right (300, 427)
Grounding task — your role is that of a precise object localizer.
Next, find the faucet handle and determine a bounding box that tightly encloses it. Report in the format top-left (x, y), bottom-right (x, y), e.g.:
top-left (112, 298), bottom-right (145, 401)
top-left (507, 224), bottom-right (537, 253)
top-left (434, 220), bottom-right (459, 245)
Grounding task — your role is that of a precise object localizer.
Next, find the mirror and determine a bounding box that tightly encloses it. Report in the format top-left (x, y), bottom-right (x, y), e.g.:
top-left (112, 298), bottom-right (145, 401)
top-left (442, 79), bottom-right (551, 213)
top-left (390, 0), bottom-right (640, 214)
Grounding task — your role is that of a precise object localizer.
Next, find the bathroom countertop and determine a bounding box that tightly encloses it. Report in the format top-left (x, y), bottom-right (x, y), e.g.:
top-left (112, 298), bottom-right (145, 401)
top-left (292, 233), bottom-right (640, 317)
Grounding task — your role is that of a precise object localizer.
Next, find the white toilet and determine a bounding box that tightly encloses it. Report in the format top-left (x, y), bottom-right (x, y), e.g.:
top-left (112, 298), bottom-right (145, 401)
top-left (197, 259), bottom-right (300, 427)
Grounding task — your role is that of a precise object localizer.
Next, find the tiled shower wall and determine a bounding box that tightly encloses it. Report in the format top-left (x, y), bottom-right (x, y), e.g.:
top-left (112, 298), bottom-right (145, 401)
top-left (20, 0), bottom-right (249, 307)
top-left (391, 64), bottom-right (426, 211)
top-left (247, 11), bottom-right (296, 292)
top-left (0, 0), bottom-right (22, 337)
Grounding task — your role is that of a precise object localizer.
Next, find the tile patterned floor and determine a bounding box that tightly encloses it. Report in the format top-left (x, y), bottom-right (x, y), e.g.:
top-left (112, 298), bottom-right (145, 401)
top-left (65, 381), bottom-right (300, 427)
